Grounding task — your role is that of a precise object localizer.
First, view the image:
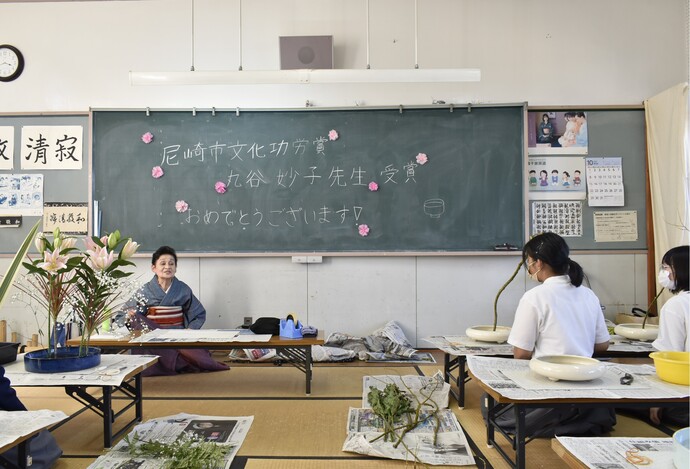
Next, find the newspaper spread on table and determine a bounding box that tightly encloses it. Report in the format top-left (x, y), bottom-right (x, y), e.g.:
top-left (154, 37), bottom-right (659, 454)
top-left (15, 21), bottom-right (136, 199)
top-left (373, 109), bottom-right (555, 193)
top-left (4, 354), bottom-right (158, 386)
top-left (87, 413), bottom-right (253, 469)
top-left (608, 335), bottom-right (656, 353)
top-left (423, 336), bottom-right (513, 355)
top-left (129, 329), bottom-right (240, 343)
top-left (466, 356), bottom-right (690, 400)
top-left (0, 410), bottom-right (68, 449)
top-left (556, 436), bottom-right (674, 469)
top-left (343, 407), bottom-right (475, 466)
top-left (362, 372), bottom-right (450, 409)
top-left (424, 335), bottom-right (653, 356)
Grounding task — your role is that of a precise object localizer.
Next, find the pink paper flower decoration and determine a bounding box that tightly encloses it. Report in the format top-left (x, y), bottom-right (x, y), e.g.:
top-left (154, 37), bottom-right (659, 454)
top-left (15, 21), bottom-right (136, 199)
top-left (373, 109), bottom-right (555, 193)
top-left (175, 200), bottom-right (189, 213)
top-left (416, 153), bottom-right (428, 165)
top-left (141, 132), bottom-right (154, 144)
top-left (151, 166), bottom-right (164, 179)
top-left (328, 129), bottom-right (339, 141)
top-left (215, 181), bottom-right (227, 194)
top-left (358, 224), bottom-right (370, 237)
top-left (368, 182), bottom-right (379, 192)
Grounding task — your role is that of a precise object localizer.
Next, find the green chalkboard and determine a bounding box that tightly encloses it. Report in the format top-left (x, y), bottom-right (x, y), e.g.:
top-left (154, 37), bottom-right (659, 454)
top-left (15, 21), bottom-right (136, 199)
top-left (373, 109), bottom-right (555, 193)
top-left (92, 107), bottom-right (524, 253)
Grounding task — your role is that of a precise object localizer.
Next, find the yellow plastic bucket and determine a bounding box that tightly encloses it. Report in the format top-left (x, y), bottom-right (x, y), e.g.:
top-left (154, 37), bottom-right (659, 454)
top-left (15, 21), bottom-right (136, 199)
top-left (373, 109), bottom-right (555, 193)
top-left (649, 351), bottom-right (690, 386)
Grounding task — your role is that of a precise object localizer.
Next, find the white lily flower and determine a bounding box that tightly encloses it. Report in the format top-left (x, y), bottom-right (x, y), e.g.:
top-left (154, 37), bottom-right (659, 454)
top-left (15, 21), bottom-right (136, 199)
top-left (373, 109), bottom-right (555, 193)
top-left (121, 239), bottom-right (139, 260)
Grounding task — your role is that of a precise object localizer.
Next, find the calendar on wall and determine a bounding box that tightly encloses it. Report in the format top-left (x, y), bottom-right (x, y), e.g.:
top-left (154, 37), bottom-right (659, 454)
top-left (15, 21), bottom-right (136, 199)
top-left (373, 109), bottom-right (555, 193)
top-left (586, 157), bottom-right (624, 207)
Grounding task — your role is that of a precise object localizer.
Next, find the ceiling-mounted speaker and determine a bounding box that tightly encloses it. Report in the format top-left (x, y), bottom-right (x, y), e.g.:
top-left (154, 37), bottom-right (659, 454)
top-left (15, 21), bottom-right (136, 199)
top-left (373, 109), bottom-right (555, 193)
top-left (280, 35), bottom-right (333, 70)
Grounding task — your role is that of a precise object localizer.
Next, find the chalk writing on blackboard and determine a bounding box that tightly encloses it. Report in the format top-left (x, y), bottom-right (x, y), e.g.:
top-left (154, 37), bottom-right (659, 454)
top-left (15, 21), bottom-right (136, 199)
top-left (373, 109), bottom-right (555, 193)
top-left (93, 108), bottom-right (525, 252)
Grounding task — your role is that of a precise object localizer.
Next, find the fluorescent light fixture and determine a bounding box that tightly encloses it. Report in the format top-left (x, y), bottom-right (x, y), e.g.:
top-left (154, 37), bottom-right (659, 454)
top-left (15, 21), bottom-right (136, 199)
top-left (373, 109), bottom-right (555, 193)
top-left (129, 68), bottom-right (480, 86)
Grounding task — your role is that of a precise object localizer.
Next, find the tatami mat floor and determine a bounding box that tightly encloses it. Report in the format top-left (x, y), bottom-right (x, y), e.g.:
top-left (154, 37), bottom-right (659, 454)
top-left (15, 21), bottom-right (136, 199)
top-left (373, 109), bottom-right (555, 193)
top-left (12, 350), bottom-right (673, 469)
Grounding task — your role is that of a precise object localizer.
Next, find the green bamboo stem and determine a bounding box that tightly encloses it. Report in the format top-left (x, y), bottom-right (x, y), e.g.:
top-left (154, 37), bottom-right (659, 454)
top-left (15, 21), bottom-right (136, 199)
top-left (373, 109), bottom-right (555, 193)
top-left (642, 288), bottom-right (664, 329)
top-left (493, 259), bottom-right (524, 331)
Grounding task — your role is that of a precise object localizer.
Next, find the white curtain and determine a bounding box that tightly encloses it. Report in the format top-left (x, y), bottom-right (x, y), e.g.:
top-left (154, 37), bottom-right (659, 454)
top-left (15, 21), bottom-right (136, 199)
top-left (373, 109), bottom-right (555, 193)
top-left (644, 82), bottom-right (689, 304)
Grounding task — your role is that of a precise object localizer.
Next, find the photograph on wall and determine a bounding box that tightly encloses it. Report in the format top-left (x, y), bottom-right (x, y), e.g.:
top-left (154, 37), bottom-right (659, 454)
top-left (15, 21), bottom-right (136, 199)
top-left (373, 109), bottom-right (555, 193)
top-left (532, 201), bottom-right (583, 237)
top-left (528, 156), bottom-right (586, 200)
top-left (0, 126), bottom-right (14, 171)
top-left (20, 125), bottom-right (83, 170)
top-left (0, 173), bottom-right (44, 215)
top-left (527, 111), bottom-right (588, 155)
top-left (43, 202), bottom-right (88, 235)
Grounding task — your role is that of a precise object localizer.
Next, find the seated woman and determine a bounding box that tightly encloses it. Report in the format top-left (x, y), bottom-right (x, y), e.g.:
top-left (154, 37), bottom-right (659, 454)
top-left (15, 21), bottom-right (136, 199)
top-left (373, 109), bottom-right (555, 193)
top-left (119, 246), bottom-right (228, 376)
top-left (649, 245), bottom-right (689, 426)
top-left (483, 232), bottom-right (615, 436)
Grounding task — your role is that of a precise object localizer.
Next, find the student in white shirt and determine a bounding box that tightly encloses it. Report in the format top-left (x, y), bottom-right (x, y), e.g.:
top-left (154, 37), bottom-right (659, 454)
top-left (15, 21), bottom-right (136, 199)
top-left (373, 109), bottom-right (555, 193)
top-left (650, 245), bottom-right (689, 426)
top-left (509, 232), bottom-right (610, 359)
top-left (482, 232), bottom-right (615, 436)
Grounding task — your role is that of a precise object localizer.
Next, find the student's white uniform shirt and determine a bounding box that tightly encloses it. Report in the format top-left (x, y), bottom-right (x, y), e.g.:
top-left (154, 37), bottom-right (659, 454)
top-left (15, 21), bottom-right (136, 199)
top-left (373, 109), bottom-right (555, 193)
top-left (508, 275), bottom-right (610, 358)
top-left (652, 291), bottom-right (689, 352)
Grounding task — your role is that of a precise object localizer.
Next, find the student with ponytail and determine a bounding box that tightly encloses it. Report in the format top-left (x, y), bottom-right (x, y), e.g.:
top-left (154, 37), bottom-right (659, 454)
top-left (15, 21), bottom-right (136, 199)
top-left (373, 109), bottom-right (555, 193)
top-left (509, 231), bottom-right (610, 359)
top-left (483, 232), bottom-right (615, 437)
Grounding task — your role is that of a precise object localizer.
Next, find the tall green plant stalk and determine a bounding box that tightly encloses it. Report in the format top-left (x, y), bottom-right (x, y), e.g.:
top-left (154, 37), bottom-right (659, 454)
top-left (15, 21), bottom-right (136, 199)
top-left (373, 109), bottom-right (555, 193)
top-left (493, 259), bottom-right (524, 331)
top-left (642, 288), bottom-right (665, 329)
top-left (0, 220), bottom-right (41, 311)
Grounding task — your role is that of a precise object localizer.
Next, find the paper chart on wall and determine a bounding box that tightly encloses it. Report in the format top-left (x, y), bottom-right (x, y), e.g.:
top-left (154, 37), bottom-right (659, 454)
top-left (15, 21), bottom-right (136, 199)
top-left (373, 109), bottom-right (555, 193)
top-left (0, 174), bottom-right (43, 215)
top-left (0, 126), bottom-right (14, 170)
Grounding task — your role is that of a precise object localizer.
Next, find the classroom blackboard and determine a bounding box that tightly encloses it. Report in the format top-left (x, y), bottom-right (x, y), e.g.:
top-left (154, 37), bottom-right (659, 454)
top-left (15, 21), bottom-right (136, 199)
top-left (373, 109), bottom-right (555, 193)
top-left (527, 109), bottom-right (647, 250)
top-left (92, 107), bottom-right (524, 253)
top-left (0, 114), bottom-right (89, 254)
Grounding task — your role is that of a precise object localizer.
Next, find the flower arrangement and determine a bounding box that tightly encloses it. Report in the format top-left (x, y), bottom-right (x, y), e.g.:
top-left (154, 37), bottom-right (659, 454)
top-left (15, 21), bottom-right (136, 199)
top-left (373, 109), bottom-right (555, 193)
top-left (19, 228), bottom-right (141, 357)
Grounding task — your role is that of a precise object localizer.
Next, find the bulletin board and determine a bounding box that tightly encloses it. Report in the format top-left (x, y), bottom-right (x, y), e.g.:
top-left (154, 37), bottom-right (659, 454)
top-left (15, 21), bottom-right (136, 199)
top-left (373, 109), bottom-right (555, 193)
top-left (0, 114), bottom-right (89, 255)
top-left (527, 108), bottom-right (647, 250)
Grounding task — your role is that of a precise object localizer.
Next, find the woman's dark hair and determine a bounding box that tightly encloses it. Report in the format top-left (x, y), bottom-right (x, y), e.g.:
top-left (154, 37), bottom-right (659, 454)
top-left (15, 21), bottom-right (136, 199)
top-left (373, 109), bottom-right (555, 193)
top-left (662, 245), bottom-right (689, 293)
top-left (523, 232), bottom-right (584, 287)
top-left (152, 245), bottom-right (177, 265)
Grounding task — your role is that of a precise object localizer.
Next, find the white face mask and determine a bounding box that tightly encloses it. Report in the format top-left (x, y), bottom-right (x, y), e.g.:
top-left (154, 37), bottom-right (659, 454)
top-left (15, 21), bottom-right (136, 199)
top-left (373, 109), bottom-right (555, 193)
top-left (527, 260), bottom-right (541, 282)
top-left (658, 269), bottom-right (676, 290)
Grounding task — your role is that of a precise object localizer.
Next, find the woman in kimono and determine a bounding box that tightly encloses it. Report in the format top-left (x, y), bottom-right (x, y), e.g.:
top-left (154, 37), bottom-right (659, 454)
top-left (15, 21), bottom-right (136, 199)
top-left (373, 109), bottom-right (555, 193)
top-left (121, 246), bottom-right (228, 376)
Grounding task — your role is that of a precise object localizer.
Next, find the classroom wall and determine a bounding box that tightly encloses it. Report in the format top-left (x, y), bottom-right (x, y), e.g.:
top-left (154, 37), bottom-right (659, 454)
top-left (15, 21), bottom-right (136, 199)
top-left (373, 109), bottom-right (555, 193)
top-left (0, 0), bottom-right (687, 346)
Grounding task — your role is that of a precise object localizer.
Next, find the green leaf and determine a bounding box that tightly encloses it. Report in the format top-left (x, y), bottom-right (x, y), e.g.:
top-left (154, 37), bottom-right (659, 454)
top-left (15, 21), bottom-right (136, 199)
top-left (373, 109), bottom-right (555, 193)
top-left (0, 220), bottom-right (41, 311)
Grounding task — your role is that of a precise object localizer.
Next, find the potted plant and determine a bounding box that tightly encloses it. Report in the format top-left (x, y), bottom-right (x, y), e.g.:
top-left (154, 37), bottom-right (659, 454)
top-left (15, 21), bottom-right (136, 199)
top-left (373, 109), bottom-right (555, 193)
top-left (465, 259), bottom-right (522, 343)
top-left (614, 288), bottom-right (663, 342)
top-left (18, 229), bottom-right (140, 372)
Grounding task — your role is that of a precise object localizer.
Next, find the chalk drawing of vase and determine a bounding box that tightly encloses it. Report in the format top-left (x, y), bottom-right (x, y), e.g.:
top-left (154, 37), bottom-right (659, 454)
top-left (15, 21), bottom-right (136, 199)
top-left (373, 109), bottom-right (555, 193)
top-left (424, 199), bottom-right (445, 218)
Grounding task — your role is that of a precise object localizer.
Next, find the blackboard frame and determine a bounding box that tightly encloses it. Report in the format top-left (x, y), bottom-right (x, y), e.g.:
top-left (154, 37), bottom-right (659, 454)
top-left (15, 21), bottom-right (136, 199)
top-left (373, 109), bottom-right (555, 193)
top-left (91, 105), bottom-right (526, 254)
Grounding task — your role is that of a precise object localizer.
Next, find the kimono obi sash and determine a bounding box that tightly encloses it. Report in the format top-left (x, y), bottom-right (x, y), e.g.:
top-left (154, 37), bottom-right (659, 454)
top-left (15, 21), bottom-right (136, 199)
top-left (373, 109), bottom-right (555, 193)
top-left (147, 306), bottom-right (184, 328)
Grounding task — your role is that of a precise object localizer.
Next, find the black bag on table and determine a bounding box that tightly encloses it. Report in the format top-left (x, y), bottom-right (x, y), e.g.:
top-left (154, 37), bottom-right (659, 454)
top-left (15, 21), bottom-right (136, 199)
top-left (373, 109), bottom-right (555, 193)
top-left (249, 317), bottom-right (280, 335)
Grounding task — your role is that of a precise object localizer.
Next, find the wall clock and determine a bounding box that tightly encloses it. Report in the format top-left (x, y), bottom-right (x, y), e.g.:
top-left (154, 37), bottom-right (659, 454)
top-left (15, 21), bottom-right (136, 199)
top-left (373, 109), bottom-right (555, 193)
top-left (0, 45), bottom-right (25, 82)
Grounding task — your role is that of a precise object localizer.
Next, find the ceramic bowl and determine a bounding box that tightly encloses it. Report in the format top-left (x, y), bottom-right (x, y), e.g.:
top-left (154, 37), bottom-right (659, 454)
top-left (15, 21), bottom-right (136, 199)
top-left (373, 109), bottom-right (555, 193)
top-left (614, 323), bottom-right (659, 342)
top-left (650, 351), bottom-right (690, 386)
top-left (465, 325), bottom-right (511, 343)
top-left (529, 354), bottom-right (605, 382)
top-left (674, 427), bottom-right (690, 469)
